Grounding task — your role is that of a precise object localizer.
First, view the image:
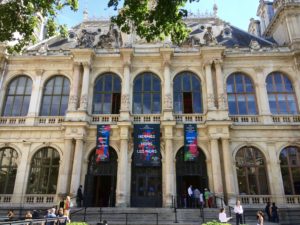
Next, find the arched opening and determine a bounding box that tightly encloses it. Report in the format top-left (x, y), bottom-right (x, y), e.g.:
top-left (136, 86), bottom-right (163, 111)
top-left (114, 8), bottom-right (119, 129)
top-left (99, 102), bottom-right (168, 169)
top-left (131, 153), bottom-right (162, 207)
top-left (176, 147), bottom-right (208, 208)
top-left (84, 147), bottom-right (118, 207)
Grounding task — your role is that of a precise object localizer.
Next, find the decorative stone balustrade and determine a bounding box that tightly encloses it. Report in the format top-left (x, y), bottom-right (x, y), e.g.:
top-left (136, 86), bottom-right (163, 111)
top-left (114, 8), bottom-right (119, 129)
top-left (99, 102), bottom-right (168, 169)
top-left (272, 115), bottom-right (300, 124)
top-left (36, 117), bottom-right (65, 125)
top-left (24, 194), bottom-right (57, 205)
top-left (133, 115), bottom-right (161, 123)
top-left (238, 195), bottom-right (300, 207)
top-left (0, 117), bottom-right (26, 125)
top-left (230, 115), bottom-right (260, 124)
top-left (0, 194), bottom-right (12, 204)
top-left (174, 114), bottom-right (205, 123)
top-left (91, 115), bottom-right (120, 124)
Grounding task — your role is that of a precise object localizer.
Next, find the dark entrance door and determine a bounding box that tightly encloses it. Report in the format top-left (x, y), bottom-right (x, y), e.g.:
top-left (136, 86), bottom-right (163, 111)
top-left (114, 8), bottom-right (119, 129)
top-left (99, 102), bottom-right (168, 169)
top-left (176, 147), bottom-right (208, 208)
top-left (84, 147), bottom-right (118, 207)
top-left (131, 167), bottom-right (162, 207)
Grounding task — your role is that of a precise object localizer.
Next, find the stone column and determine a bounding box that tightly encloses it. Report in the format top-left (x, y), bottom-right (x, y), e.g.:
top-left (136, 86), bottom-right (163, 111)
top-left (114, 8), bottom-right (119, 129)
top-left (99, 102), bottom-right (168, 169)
top-left (163, 122), bottom-right (176, 207)
top-left (214, 60), bottom-right (226, 110)
top-left (221, 138), bottom-right (236, 204)
top-left (120, 49), bottom-right (132, 121)
top-left (116, 123), bottom-right (130, 207)
top-left (255, 68), bottom-right (272, 123)
top-left (68, 63), bottom-right (81, 111)
top-left (56, 139), bottom-right (73, 195)
top-left (79, 63), bottom-right (90, 111)
top-left (12, 142), bottom-right (31, 204)
top-left (70, 139), bottom-right (84, 195)
top-left (210, 138), bottom-right (223, 194)
top-left (267, 143), bottom-right (285, 205)
top-left (205, 62), bottom-right (216, 110)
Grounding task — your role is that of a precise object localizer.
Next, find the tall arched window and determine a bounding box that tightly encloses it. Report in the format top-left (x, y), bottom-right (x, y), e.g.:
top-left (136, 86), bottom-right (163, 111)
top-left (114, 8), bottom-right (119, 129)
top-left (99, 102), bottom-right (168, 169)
top-left (266, 72), bottom-right (298, 114)
top-left (0, 148), bottom-right (18, 194)
top-left (2, 75), bottom-right (32, 116)
top-left (280, 146), bottom-right (300, 195)
top-left (133, 72), bottom-right (161, 114)
top-left (173, 71), bottom-right (203, 114)
top-left (226, 73), bottom-right (257, 115)
top-left (235, 146), bottom-right (269, 195)
top-left (93, 73), bottom-right (121, 114)
top-left (27, 147), bottom-right (60, 194)
top-left (40, 76), bottom-right (70, 116)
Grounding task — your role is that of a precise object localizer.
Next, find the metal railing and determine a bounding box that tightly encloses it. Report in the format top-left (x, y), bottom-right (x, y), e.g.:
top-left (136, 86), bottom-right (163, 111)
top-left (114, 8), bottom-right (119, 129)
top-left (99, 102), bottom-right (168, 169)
top-left (70, 207), bottom-right (159, 225)
top-left (0, 217), bottom-right (67, 225)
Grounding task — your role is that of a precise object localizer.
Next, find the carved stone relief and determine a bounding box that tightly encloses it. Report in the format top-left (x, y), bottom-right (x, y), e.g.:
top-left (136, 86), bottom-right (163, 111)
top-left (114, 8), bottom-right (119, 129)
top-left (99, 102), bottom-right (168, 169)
top-left (164, 94), bottom-right (173, 109)
top-left (97, 24), bottom-right (123, 49)
top-left (77, 29), bottom-right (99, 48)
top-left (121, 94), bottom-right (130, 111)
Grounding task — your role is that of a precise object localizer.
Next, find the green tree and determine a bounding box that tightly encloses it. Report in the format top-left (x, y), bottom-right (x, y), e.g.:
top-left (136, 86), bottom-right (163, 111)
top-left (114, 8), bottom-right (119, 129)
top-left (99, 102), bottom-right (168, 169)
top-left (0, 0), bottom-right (199, 53)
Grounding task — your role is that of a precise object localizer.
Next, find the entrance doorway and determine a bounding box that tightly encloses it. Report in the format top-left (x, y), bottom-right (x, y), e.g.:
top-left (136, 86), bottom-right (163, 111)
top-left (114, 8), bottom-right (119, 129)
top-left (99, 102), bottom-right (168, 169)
top-left (176, 147), bottom-right (208, 208)
top-left (84, 147), bottom-right (118, 207)
top-left (131, 167), bottom-right (162, 207)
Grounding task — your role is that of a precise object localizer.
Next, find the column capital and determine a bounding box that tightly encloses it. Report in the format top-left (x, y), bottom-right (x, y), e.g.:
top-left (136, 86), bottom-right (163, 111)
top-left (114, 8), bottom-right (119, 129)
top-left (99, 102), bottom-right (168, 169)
top-left (35, 69), bottom-right (45, 76)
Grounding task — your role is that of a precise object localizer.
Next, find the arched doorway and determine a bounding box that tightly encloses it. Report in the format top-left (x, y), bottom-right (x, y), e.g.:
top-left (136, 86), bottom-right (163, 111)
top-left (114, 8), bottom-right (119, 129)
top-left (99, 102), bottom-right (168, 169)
top-left (176, 147), bottom-right (208, 208)
top-left (131, 153), bottom-right (162, 207)
top-left (84, 147), bottom-right (118, 207)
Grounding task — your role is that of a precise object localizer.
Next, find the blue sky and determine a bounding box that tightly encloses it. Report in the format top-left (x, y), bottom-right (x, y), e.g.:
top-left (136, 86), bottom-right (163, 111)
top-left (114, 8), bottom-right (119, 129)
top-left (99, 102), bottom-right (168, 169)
top-left (57, 0), bottom-right (261, 31)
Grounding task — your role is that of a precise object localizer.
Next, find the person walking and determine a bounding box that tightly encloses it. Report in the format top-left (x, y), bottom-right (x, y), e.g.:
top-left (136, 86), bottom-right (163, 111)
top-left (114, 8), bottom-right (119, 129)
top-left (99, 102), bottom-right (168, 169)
top-left (76, 185), bottom-right (84, 207)
top-left (234, 200), bottom-right (244, 225)
top-left (257, 211), bottom-right (264, 225)
top-left (187, 185), bottom-right (193, 208)
top-left (193, 188), bottom-right (200, 208)
top-left (264, 202), bottom-right (271, 222)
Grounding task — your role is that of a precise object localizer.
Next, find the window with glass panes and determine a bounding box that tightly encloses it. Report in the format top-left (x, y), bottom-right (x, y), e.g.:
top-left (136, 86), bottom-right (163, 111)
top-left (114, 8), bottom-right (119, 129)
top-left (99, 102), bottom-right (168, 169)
top-left (280, 146), bottom-right (300, 195)
top-left (266, 72), bottom-right (298, 114)
top-left (0, 148), bottom-right (18, 194)
top-left (173, 72), bottom-right (203, 114)
top-left (2, 76), bottom-right (32, 117)
top-left (40, 76), bottom-right (70, 116)
top-left (93, 73), bottom-right (121, 114)
top-left (226, 73), bottom-right (257, 115)
top-left (235, 146), bottom-right (269, 195)
top-left (133, 73), bottom-right (161, 114)
top-left (27, 147), bottom-right (60, 194)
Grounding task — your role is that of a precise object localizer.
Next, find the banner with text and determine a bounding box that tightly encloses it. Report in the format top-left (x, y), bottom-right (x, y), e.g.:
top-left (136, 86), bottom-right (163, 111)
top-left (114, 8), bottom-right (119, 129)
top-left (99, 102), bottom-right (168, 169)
top-left (134, 124), bottom-right (161, 167)
top-left (184, 124), bottom-right (199, 161)
top-left (96, 125), bottom-right (111, 162)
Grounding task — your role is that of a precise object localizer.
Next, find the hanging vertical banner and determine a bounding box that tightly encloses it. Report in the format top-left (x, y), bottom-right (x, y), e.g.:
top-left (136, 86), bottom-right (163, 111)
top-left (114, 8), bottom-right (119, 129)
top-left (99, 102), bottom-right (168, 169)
top-left (96, 125), bottom-right (111, 162)
top-left (184, 124), bottom-right (199, 161)
top-left (134, 124), bottom-right (161, 166)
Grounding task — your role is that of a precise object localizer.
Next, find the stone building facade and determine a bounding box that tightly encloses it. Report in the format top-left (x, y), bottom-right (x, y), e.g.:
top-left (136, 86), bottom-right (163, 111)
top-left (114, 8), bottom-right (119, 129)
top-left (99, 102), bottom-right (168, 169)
top-left (0, 0), bottom-right (300, 208)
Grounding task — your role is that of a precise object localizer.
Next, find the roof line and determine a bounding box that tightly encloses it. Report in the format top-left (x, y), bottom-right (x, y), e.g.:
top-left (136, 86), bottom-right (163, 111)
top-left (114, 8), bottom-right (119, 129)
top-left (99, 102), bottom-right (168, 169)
top-left (27, 36), bottom-right (58, 50)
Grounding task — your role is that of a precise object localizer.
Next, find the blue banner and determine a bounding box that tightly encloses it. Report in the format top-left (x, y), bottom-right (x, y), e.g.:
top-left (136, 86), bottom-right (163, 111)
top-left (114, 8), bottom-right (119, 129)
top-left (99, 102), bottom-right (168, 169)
top-left (184, 124), bottom-right (199, 161)
top-left (134, 124), bottom-right (161, 167)
top-left (96, 125), bottom-right (111, 162)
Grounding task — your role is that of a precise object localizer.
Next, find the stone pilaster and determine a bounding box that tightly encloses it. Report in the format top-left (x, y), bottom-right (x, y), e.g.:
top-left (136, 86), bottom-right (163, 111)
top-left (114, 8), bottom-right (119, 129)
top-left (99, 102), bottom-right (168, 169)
top-left (204, 61), bottom-right (216, 110)
top-left (12, 142), bottom-right (31, 204)
top-left (68, 63), bottom-right (81, 111)
top-left (70, 139), bottom-right (84, 195)
top-left (79, 63), bottom-right (90, 111)
top-left (214, 59), bottom-right (226, 110)
top-left (116, 122), bottom-right (130, 207)
top-left (56, 139), bottom-right (73, 195)
top-left (162, 121), bottom-right (176, 207)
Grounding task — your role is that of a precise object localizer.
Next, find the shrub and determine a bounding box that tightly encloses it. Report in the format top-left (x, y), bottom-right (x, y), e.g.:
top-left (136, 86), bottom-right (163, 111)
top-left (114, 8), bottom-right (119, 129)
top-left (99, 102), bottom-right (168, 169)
top-left (202, 221), bottom-right (231, 225)
top-left (69, 222), bottom-right (88, 225)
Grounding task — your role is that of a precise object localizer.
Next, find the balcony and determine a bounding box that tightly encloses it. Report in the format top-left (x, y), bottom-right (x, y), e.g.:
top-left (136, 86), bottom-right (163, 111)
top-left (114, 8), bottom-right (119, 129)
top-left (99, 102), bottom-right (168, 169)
top-left (272, 115), bottom-right (300, 124)
top-left (36, 116), bottom-right (65, 125)
top-left (0, 117), bottom-right (26, 125)
top-left (133, 115), bottom-right (161, 123)
top-left (91, 114), bottom-right (120, 124)
top-left (174, 114), bottom-right (205, 123)
top-left (230, 115), bottom-right (260, 124)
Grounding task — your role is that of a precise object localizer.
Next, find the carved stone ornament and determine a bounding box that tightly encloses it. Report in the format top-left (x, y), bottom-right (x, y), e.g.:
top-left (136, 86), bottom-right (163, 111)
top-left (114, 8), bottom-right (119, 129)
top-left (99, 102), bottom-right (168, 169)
top-left (207, 94), bottom-right (216, 108)
top-left (37, 43), bottom-right (48, 55)
top-left (218, 94), bottom-right (227, 110)
top-left (164, 94), bottom-right (173, 109)
top-left (68, 95), bottom-right (78, 111)
top-left (203, 27), bottom-right (217, 46)
top-left (121, 94), bottom-right (130, 111)
top-left (181, 35), bottom-right (200, 47)
top-left (97, 24), bottom-right (123, 49)
top-left (77, 29), bottom-right (99, 48)
top-left (249, 39), bottom-right (261, 50)
top-left (80, 94), bottom-right (88, 109)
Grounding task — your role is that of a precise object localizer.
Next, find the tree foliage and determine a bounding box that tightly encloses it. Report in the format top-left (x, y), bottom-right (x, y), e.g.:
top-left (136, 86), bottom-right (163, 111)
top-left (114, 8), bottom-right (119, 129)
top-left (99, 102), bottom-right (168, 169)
top-left (0, 0), bottom-right (199, 53)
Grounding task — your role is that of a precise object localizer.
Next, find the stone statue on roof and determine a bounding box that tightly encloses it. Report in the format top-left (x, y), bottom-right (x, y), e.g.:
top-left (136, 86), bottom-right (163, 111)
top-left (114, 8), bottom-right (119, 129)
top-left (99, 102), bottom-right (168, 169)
top-left (203, 26), bottom-right (217, 46)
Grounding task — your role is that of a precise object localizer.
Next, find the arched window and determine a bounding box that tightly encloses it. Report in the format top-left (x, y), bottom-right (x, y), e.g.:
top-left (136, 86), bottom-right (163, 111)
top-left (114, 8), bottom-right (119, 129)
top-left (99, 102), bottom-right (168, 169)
top-left (2, 76), bottom-right (32, 116)
top-left (226, 73), bottom-right (257, 115)
top-left (27, 147), bottom-right (60, 194)
top-left (40, 76), bottom-right (70, 116)
top-left (133, 72), bottom-right (161, 114)
top-left (173, 72), bottom-right (203, 114)
top-left (266, 72), bottom-right (298, 114)
top-left (280, 146), bottom-right (300, 195)
top-left (0, 148), bottom-right (18, 194)
top-left (93, 73), bottom-right (121, 114)
top-left (235, 146), bottom-right (269, 195)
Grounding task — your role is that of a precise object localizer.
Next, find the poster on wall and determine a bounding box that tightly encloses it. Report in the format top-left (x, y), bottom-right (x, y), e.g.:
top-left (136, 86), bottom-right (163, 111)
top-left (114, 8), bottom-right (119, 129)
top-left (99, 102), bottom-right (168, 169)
top-left (96, 125), bottom-right (111, 162)
top-left (184, 124), bottom-right (199, 161)
top-left (134, 124), bottom-right (161, 166)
